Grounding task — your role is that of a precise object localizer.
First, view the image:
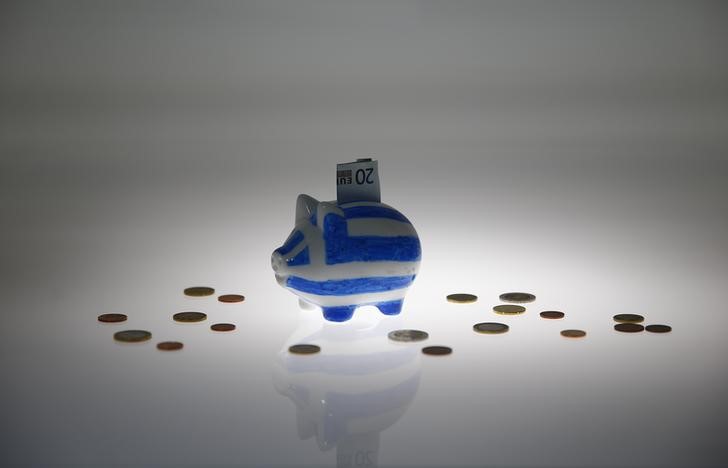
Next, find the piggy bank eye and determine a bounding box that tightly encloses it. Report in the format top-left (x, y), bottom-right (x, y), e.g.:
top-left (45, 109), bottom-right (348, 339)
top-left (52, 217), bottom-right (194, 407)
top-left (276, 230), bottom-right (304, 256)
top-left (286, 247), bottom-right (310, 266)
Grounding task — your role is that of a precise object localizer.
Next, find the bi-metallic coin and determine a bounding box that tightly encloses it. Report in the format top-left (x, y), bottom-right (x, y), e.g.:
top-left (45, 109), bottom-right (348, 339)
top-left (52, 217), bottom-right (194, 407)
top-left (473, 322), bottom-right (509, 334)
top-left (173, 312), bottom-right (207, 323)
top-left (499, 292), bottom-right (536, 303)
top-left (114, 330), bottom-right (152, 343)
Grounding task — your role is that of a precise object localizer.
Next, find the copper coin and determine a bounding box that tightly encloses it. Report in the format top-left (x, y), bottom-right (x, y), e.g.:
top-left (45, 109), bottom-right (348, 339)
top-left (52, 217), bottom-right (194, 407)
top-left (613, 314), bottom-right (644, 323)
top-left (422, 345), bottom-right (452, 356)
top-left (289, 344), bottom-right (320, 355)
top-left (446, 293), bottom-right (477, 304)
top-left (183, 286), bottom-right (215, 297)
top-left (473, 322), bottom-right (509, 334)
top-left (173, 311), bottom-right (207, 323)
top-left (157, 341), bottom-right (183, 351)
top-left (218, 294), bottom-right (245, 303)
top-left (540, 311), bottom-right (565, 319)
top-left (98, 313), bottom-right (127, 323)
top-left (114, 330), bottom-right (152, 343)
top-left (645, 324), bottom-right (672, 333)
top-left (560, 329), bottom-right (586, 338)
top-left (499, 292), bottom-right (536, 303)
top-left (211, 323), bottom-right (236, 332)
top-left (493, 304), bottom-right (526, 315)
top-left (614, 323), bottom-right (644, 333)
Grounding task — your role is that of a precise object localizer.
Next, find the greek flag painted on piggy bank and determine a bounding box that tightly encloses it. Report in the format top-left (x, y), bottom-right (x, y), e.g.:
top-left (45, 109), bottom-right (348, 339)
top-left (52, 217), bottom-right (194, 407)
top-left (271, 194), bottom-right (421, 322)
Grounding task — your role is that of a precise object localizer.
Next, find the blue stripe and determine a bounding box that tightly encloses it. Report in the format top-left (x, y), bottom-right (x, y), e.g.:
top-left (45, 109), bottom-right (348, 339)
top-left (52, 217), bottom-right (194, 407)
top-left (287, 246), bottom-right (310, 266)
top-left (342, 205), bottom-right (412, 224)
top-left (286, 275), bottom-right (416, 296)
top-left (274, 230), bottom-right (303, 256)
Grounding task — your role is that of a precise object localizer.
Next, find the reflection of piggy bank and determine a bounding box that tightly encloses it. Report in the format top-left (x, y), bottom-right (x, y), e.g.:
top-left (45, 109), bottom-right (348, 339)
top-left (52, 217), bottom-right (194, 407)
top-left (271, 194), bottom-right (421, 322)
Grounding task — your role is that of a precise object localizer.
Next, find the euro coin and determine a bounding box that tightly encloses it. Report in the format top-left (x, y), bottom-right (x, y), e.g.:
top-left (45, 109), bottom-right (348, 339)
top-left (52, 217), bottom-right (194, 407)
top-left (473, 322), bottom-right (509, 334)
top-left (493, 304), bottom-right (526, 315)
top-left (211, 323), bottom-right (236, 332)
top-left (645, 324), bottom-right (672, 333)
top-left (114, 330), bottom-right (152, 343)
top-left (184, 286), bottom-right (215, 297)
top-left (173, 312), bottom-right (207, 323)
top-left (422, 345), bottom-right (452, 356)
top-left (499, 292), bottom-right (536, 303)
top-left (613, 314), bottom-right (644, 323)
top-left (560, 329), bottom-right (586, 338)
top-left (289, 344), bottom-right (320, 355)
top-left (98, 313), bottom-right (127, 323)
top-left (540, 311), bottom-right (565, 319)
top-left (614, 323), bottom-right (644, 333)
top-left (157, 341), bottom-right (183, 351)
top-left (446, 293), bottom-right (477, 304)
top-left (218, 294), bottom-right (245, 303)
top-left (388, 329), bottom-right (429, 342)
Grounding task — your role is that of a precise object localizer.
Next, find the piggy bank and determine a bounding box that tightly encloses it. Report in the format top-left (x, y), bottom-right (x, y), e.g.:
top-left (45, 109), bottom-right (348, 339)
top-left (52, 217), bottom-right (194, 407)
top-left (271, 194), bottom-right (421, 322)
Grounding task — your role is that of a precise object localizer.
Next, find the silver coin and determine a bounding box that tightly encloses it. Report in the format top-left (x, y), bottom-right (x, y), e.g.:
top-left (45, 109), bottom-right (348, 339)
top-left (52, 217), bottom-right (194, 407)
top-left (388, 329), bottom-right (429, 342)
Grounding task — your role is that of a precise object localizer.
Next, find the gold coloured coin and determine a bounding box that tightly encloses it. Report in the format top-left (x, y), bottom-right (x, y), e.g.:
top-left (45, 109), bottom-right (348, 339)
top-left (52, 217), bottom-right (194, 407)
top-left (446, 293), bottom-right (478, 304)
top-left (98, 313), bottom-right (127, 323)
top-left (499, 292), bottom-right (536, 303)
top-left (388, 329), bottom-right (429, 342)
top-left (540, 311), bottom-right (565, 319)
top-left (473, 322), bottom-right (509, 334)
top-left (613, 314), bottom-right (644, 323)
top-left (184, 286), bottom-right (215, 297)
top-left (493, 304), bottom-right (526, 315)
top-left (422, 345), bottom-right (452, 356)
top-left (614, 323), bottom-right (644, 333)
top-left (218, 294), bottom-right (245, 303)
top-left (173, 311), bottom-right (207, 323)
top-left (560, 329), bottom-right (586, 338)
top-left (114, 330), bottom-right (152, 343)
top-left (211, 323), bottom-right (236, 332)
top-left (157, 341), bottom-right (183, 351)
top-left (645, 324), bottom-right (672, 333)
top-left (289, 344), bottom-right (320, 355)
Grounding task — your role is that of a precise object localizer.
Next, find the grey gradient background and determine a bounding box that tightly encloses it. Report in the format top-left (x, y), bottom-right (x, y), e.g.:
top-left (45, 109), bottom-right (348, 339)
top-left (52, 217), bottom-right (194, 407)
top-left (1, 1), bottom-right (728, 466)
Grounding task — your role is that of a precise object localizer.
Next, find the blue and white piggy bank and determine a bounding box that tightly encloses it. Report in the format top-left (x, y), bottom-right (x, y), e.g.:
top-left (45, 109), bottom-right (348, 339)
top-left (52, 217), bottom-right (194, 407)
top-left (271, 194), bottom-right (421, 322)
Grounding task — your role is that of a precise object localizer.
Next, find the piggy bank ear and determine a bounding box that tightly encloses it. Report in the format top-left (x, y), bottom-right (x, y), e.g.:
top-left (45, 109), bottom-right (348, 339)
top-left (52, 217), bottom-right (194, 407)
top-left (295, 194), bottom-right (319, 223)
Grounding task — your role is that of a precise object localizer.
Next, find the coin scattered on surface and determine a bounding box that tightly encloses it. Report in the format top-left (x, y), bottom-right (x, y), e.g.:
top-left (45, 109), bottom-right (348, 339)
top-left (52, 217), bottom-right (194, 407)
top-left (289, 344), bottom-right (321, 355)
top-left (98, 313), bottom-right (128, 323)
top-left (218, 294), bottom-right (245, 303)
top-left (114, 330), bottom-right (152, 343)
top-left (614, 323), bottom-right (644, 333)
top-left (211, 323), bottom-right (236, 332)
top-left (613, 314), bottom-right (644, 323)
top-left (645, 324), bottom-right (672, 333)
top-left (560, 329), bottom-right (586, 338)
top-left (446, 293), bottom-right (478, 304)
top-left (493, 304), bottom-right (526, 315)
top-left (540, 311), bottom-right (565, 319)
top-left (157, 341), bottom-right (183, 351)
top-left (473, 322), bottom-right (509, 334)
top-left (499, 292), bottom-right (536, 303)
top-left (388, 329), bottom-right (429, 342)
top-left (422, 345), bottom-right (453, 356)
top-left (173, 311), bottom-right (207, 323)
top-left (183, 286), bottom-right (215, 297)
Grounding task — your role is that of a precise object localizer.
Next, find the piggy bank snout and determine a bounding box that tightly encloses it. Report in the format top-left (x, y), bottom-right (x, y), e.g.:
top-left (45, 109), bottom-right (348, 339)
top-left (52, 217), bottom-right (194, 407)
top-left (271, 251), bottom-right (284, 272)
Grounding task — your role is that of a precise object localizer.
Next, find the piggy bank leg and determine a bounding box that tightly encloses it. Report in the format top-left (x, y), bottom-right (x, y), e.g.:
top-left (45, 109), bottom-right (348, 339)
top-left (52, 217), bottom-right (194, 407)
top-left (322, 305), bottom-right (356, 322)
top-left (376, 299), bottom-right (404, 316)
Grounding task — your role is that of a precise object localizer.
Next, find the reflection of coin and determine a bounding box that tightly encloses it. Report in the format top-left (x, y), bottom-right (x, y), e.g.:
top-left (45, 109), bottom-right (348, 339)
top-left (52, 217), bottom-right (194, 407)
top-left (157, 341), bottom-right (183, 351)
top-left (499, 292), bottom-right (536, 303)
top-left (560, 329), bottom-right (586, 338)
top-left (211, 323), bottom-right (236, 332)
top-left (614, 323), bottom-right (644, 333)
top-left (446, 293), bottom-right (477, 304)
top-left (289, 344), bottom-right (320, 355)
top-left (473, 322), bottom-right (509, 334)
top-left (493, 304), bottom-right (526, 315)
top-left (613, 314), bottom-right (644, 323)
top-left (422, 345), bottom-right (452, 356)
top-left (173, 312), bottom-right (207, 323)
top-left (218, 294), bottom-right (245, 303)
top-left (540, 311), bottom-right (565, 319)
top-left (645, 324), bottom-right (672, 333)
top-left (388, 329), bottom-right (429, 342)
top-left (184, 286), bottom-right (215, 297)
top-left (114, 330), bottom-right (152, 343)
top-left (98, 313), bottom-right (127, 323)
